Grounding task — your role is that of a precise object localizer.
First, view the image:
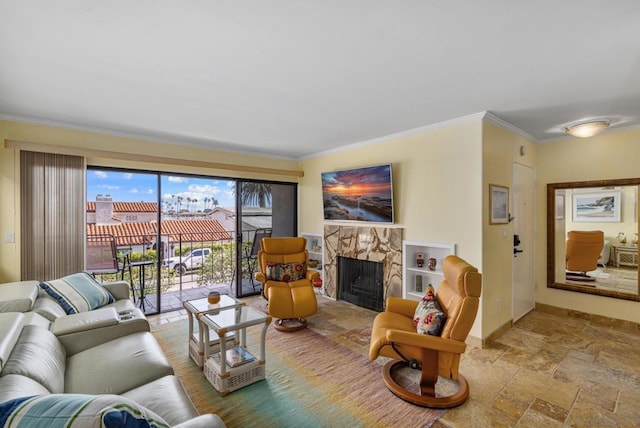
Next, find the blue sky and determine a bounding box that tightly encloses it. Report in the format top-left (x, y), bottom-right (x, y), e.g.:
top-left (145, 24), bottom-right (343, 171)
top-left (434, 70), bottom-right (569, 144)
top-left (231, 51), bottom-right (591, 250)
top-left (87, 169), bottom-right (237, 210)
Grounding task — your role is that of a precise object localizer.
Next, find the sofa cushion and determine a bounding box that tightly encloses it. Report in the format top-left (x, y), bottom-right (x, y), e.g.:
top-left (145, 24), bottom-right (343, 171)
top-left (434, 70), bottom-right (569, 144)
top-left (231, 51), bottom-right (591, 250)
top-left (0, 313), bottom-right (24, 372)
top-left (31, 290), bottom-right (68, 321)
top-left (0, 281), bottom-right (39, 313)
top-left (65, 332), bottom-right (174, 395)
top-left (1, 325), bottom-right (66, 393)
top-left (265, 261), bottom-right (306, 282)
top-left (122, 375), bottom-right (199, 426)
top-left (40, 272), bottom-right (114, 315)
top-left (0, 394), bottom-right (169, 428)
top-left (413, 284), bottom-right (446, 336)
top-left (0, 374), bottom-right (51, 403)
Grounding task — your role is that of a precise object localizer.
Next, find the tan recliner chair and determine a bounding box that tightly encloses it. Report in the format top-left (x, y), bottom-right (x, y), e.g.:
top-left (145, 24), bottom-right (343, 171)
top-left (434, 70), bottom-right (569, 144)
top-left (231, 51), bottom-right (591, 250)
top-left (566, 230), bottom-right (604, 281)
top-left (369, 255), bottom-right (482, 408)
top-left (254, 237), bottom-right (319, 332)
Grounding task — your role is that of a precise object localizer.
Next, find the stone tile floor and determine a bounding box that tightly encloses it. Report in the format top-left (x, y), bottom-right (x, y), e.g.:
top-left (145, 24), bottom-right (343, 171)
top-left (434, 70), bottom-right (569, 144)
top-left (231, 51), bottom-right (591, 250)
top-left (148, 296), bottom-right (640, 427)
top-left (567, 265), bottom-right (638, 295)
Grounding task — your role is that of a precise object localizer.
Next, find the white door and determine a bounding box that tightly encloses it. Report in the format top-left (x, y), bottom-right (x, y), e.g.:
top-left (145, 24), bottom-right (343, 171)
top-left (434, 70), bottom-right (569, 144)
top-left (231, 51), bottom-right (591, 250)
top-left (512, 162), bottom-right (536, 321)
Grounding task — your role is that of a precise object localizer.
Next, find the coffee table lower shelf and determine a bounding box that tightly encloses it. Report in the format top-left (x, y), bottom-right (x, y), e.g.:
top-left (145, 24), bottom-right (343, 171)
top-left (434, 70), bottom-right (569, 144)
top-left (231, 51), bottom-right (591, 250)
top-left (204, 356), bottom-right (265, 396)
top-left (189, 333), bottom-right (236, 368)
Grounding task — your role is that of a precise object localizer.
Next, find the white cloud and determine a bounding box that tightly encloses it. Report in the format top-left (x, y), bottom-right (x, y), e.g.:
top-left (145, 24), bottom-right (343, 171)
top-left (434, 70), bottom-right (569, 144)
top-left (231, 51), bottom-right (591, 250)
top-left (94, 171), bottom-right (108, 179)
top-left (168, 176), bottom-right (187, 183)
top-left (123, 173), bottom-right (133, 180)
top-left (99, 185), bottom-right (119, 190)
top-left (188, 184), bottom-right (221, 195)
top-left (129, 188), bottom-right (139, 194)
top-left (146, 189), bottom-right (154, 194)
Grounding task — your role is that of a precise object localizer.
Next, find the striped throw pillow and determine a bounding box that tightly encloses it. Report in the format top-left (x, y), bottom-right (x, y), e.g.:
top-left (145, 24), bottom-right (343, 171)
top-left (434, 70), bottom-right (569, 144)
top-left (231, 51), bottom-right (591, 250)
top-left (265, 261), bottom-right (306, 282)
top-left (0, 394), bottom-right (169, 428)
top-left (40, 272), bottom-right (114, 315)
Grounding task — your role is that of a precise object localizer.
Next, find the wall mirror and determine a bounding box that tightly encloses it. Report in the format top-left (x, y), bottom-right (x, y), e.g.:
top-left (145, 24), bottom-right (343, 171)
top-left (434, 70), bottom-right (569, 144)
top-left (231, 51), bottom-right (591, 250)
top-left (547, 178), bottom-right (640, 302)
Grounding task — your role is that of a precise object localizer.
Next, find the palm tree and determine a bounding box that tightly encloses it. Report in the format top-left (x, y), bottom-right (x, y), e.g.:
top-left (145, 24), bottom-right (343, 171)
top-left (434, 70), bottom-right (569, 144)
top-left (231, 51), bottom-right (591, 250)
top-left (240, 182), bottom-right (272, 208)
top-left (176, 196), bottom-right (183, 213)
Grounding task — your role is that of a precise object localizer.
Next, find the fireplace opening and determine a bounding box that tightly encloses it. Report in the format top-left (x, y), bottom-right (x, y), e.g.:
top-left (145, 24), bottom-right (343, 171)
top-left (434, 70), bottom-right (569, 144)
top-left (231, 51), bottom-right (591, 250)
top-left (338, 256), bottom-right (384, 312)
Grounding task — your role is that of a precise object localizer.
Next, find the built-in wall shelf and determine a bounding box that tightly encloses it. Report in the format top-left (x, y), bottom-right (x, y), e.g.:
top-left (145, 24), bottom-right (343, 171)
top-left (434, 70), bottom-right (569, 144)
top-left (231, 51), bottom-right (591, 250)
top-left (301, 232), bottom-right (324, 293)
top-left (402, 240), bottom-right (456, 302)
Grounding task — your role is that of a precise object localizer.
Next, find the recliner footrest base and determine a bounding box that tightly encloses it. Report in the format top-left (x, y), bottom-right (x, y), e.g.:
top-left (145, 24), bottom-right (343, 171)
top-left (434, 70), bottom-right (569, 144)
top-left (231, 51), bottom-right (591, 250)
top-left (273, 317), bottom-right (307, 332)
top-left (382, 360), bottom-right (469, 409)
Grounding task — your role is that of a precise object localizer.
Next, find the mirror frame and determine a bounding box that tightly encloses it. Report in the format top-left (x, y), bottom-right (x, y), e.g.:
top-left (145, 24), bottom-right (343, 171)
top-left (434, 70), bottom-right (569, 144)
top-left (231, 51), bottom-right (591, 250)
top-left (547, 178), bottom-right (640, 302)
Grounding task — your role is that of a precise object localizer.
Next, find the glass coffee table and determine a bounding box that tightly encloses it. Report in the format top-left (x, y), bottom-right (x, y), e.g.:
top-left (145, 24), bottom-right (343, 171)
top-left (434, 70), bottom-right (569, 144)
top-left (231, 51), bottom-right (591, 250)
top-left (201, 306), bottom-right (271, 395)
top-left (183, 295), bottom-right (245, 368)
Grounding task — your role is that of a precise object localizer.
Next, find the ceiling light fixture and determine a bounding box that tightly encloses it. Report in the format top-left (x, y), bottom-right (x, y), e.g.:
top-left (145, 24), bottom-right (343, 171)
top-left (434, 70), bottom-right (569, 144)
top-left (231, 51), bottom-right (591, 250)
top-left (563, 120), bottom-right (610, 138)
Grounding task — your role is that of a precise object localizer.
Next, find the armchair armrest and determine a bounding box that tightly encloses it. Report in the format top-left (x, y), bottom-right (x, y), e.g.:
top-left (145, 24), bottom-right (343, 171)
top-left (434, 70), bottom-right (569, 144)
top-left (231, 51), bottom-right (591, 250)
top-left (101, 281), bottom-right (130, 300)
top-left (255, 272), bottom-right (266, 284)
top-left (305, 270), bottom-right (319, 281)
top-left (386, 297), bottom-right (419, 318)
top-left (51, 307), bottom-right (119, 336)
top-left (386, 329), bottom-right (467, 354)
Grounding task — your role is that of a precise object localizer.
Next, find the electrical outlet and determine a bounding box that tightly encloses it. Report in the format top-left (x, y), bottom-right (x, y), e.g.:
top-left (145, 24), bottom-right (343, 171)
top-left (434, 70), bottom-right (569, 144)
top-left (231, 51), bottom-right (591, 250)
top-left (4, 232), bottom-right (14, 243)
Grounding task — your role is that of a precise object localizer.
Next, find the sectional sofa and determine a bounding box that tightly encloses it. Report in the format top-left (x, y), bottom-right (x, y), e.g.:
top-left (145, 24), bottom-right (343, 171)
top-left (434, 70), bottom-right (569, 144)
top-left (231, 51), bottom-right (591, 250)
top-left (0, 275), bottom-right (225, 427)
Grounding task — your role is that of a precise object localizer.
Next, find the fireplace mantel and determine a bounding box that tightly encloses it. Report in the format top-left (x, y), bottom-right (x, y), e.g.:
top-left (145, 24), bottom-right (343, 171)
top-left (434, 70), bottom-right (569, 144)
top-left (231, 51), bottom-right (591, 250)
top-left (323, 225), bottom-right (402, 305)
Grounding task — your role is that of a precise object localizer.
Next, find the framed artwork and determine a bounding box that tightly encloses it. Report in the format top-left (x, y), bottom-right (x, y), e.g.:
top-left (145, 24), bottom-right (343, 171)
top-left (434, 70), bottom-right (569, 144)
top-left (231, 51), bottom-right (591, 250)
top-left (555, 194), bottom-right (565, 220)
top-left (572, 191), bottom-right (621, 222)
top-left (489, 184), bottom-right (509, 224)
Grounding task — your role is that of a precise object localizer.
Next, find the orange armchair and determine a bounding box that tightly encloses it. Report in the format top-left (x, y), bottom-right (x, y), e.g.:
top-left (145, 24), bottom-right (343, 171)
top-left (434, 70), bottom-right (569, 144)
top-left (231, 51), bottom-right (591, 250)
top-left (369, 255), bottom-right (482, 408)
top-left (254, 237), bottom-right (319, 332)
top-left (566, 230), bottom-right (604, 281)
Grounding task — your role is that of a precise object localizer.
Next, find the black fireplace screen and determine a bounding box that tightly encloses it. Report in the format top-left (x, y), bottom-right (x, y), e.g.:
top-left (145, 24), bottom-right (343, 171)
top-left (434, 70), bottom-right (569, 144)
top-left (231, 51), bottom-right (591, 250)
top-left (337, 256), bottom-right (384, 312)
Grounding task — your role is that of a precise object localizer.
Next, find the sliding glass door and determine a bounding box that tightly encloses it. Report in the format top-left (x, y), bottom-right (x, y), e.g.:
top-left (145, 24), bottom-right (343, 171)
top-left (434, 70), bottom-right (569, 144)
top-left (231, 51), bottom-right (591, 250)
top-left (234, 180), bottom-right (298, 298)
top-left (86, 169), bottom-right (160, 313)
top-left (87, 168), bottom-right (297, 313)
top-left (157, 175), bottom-right (237, 312)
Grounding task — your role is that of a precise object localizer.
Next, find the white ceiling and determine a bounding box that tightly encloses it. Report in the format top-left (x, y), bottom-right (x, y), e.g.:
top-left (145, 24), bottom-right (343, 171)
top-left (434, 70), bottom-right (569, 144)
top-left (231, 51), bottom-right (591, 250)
top-left (1, 1), bottom-right (639, 159)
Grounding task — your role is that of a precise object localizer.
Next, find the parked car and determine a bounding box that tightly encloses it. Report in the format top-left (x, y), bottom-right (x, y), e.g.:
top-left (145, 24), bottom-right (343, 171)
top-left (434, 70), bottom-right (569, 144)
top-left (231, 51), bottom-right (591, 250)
top-left (162, 248), bottom-right (211, 275)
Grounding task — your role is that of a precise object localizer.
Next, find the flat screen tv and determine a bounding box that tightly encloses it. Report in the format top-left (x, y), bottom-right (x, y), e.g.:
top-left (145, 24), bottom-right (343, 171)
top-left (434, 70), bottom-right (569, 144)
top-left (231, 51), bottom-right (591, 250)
top-left (321, 164), bottom-right (394, 223)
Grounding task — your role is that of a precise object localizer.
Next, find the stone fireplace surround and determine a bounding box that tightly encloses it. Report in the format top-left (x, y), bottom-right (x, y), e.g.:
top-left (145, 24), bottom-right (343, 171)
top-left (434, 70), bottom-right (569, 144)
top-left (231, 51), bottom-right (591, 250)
top-left (323, 225), bottom-right (402, 306)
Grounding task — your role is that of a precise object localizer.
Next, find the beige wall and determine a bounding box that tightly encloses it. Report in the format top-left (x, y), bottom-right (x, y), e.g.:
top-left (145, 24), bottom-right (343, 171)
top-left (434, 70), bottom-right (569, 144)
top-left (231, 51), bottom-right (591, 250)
top-left (0, 148), bottom-right (19, 284)
top-left (299, 118), bottom-right (486, 338)
top-left (0, 120), bottom-right (301, 283)
top-left (482, 122), bottom-right (537, 336)
top-left (536, 128), bottom-right (640, 323)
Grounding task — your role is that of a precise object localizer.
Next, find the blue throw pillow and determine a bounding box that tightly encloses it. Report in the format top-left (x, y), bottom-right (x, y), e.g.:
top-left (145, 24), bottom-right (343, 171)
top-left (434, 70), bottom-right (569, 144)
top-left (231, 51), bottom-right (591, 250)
top-left (40, 272), bottom-right (114, 315)
top-left (0, 394), bottom-right (169, 428)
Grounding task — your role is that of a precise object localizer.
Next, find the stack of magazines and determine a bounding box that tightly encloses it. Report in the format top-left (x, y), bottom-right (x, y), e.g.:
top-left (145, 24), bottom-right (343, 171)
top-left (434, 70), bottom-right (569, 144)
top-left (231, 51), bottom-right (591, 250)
top-left (213, 346), bottom-right (255, 368)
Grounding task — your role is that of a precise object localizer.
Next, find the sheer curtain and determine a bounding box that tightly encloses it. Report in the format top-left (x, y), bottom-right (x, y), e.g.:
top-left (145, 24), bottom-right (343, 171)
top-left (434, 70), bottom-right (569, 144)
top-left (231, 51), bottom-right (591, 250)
top-left (20, 151), bottom-right (84, 280)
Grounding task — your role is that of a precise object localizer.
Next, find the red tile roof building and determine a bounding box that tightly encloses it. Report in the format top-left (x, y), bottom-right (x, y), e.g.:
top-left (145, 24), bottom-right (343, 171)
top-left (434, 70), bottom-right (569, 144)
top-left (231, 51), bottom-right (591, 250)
top-left (87, 219), bottom-right (232, 247)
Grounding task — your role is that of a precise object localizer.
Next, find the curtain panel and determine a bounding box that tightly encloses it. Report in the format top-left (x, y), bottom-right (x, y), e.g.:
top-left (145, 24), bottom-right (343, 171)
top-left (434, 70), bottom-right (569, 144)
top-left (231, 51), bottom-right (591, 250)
top-left (20, 151), bottom-right (84, 280)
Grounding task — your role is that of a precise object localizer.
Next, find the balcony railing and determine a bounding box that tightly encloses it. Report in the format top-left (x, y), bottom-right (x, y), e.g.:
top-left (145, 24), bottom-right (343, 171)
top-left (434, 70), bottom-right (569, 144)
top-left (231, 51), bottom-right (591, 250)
top-left (87, 230), bottom-right (262, 299)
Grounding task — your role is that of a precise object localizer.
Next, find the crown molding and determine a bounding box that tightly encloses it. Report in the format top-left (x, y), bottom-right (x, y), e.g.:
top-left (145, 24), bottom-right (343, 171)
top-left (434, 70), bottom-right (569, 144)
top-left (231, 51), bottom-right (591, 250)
top-left (482, 112), bottom-right (539, 142)
top-left (0, 113), bottom-right (299, 161)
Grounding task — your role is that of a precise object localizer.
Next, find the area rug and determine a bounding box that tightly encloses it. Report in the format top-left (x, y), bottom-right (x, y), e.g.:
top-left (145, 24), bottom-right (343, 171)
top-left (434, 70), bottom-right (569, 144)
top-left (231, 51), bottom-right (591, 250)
top-left (152, 308), bottom-right (444, 428)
